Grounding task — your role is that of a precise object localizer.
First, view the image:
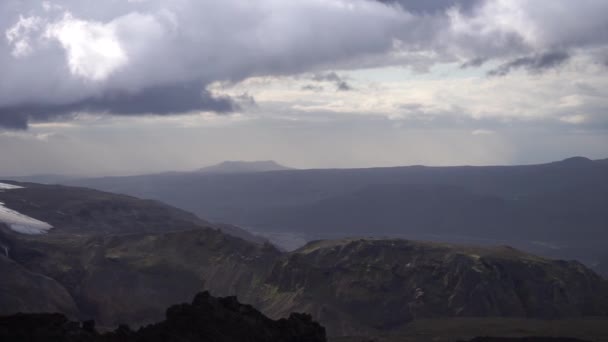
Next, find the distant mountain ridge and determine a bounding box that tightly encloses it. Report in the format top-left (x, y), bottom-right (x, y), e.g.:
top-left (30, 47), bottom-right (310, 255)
top-left (198, 160), bottom-right (293, 174)
top-left (62, 156), bottom-right (608, 268)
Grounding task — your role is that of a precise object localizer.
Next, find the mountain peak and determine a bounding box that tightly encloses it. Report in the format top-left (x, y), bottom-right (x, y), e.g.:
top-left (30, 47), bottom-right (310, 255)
top-left (559, 156), bottom-right (593, 164)
top-left (562, 156), bottom-right (592, 163)
top-left (198, 160), bottom-right (293, 174)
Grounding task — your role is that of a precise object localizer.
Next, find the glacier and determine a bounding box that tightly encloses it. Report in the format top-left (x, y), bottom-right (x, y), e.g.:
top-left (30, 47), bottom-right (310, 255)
top-left (0, 182), bottom-right (53, 234)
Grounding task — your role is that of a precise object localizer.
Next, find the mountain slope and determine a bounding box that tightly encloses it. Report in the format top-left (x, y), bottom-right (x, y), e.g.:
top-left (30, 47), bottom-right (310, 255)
top-left (0, 226), bottom-right (280, 327)
top-left (0, 251), bottom-right (79, 317)
top-left (260, 239), bottom-right (608, 335)
top-left (0, 182), bottom-right (607, 336)
top-left (0, 181), bottom-right (265, 243)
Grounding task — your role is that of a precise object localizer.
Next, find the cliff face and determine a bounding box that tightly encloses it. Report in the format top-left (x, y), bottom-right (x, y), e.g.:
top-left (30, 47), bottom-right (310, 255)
top-left (0, 292), bottom-right (326, 342)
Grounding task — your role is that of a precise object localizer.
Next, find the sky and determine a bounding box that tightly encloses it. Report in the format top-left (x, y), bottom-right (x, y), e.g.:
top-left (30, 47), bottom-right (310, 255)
top-left (1, 0), bottom-right (607, 176)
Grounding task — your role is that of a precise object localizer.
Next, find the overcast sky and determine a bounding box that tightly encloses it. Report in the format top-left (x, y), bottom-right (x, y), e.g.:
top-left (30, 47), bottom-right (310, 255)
top-left (1, 0), bottom-right (607, 176)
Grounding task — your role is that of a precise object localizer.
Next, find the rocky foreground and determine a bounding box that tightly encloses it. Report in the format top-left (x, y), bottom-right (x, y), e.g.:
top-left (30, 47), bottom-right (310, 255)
top-left (0, 292), bottom-right (326, 342)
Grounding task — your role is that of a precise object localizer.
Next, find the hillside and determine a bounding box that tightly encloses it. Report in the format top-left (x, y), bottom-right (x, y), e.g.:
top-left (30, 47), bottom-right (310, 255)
top-left (0, 181), bottom-right (265, 243)
top-left (0, 254), bottom-right (79, 317)
top-left (260, 239), bottom-right (608, 335)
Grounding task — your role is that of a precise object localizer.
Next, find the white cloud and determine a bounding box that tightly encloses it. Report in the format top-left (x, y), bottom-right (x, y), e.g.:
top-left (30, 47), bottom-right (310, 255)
top-left (5, 15), bottom-right (44, 57)
top-left (42, 1), bottom-right (63, 12)
top-left (44, 12), bottom-right (128, 81)
top-left (560, 114), bottom-right (587, 124)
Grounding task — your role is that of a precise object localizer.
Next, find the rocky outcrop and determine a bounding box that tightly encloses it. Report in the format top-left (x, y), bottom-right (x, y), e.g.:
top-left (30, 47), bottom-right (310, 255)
top-left (132, 291), bottom-right (325, 342)
top-left (0, 292), bottom-right (326, 342)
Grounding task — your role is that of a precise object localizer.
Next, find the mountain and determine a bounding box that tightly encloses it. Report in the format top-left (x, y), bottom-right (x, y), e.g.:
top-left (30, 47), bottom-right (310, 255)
top-left (0, 181), bottom-right (265, 243)
top-left (198, 160), bottom-right (293, 174)
top-left (63, 157), bottom-right (608, 264)
top-left (261, 239), bottom-right (608, 335)
top-left (0, 181), bottom-right (607, 337)
top-left (0, 292), bottom-right (326, 342)
top-left (0, 174), bottom-right (77, 185)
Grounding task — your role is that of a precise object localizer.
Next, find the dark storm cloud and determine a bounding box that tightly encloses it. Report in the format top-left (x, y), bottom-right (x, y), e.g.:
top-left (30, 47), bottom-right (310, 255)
top-left (312, 73), bottom-right (353, 91)
top-left (488, 51), bottom-right (571, 77)
top-left (0, 83), bottom-right (236, 129)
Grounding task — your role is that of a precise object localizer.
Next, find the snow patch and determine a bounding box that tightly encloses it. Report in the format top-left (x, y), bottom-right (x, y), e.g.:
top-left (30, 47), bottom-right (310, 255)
top-left (0, 183), bottom-right (23, 190)
top-left (0, 183), bottom-right (53, 235)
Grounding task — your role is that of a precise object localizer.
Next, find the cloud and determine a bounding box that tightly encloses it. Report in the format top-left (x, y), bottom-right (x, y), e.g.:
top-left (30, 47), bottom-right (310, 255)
top-left (0, 83), bottom-right (236, 130)
top-left (472, 129), bottom-right (496, 136)
top-left (460, 57), bottom-right (486, 69)
top-left (44, 12), bottom-right (129, 81)
top-left (312, 72), bottom-right (353, 91)
top-left (560, 115), bottom-right (587, 125)
top-left (1, 0), bottom-right (608, 129)
top-left (488, 51), bottom-right (570, 76)
top-left (5, 15), bottom-right (44, 57)
top-left (301, 84), bottom-right (325, 92)
top-left (1, 0), bottom-right (409, 129)
top-left (376, 0), bottom-right (482, 14)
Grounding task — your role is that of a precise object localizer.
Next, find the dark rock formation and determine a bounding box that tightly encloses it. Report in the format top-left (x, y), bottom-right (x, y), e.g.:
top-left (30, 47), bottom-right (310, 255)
top-left (0, 292), bottom-right (326, 342)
